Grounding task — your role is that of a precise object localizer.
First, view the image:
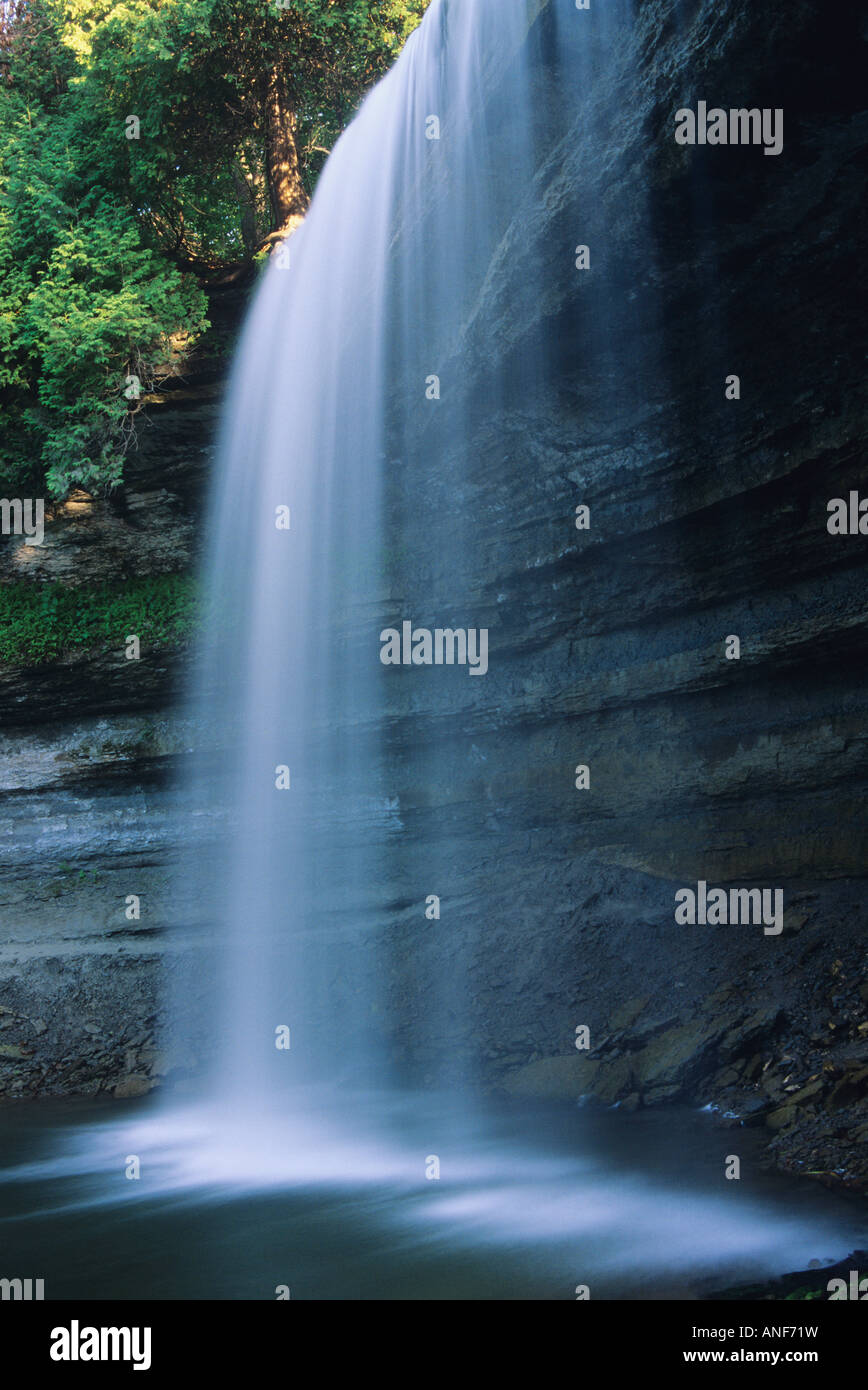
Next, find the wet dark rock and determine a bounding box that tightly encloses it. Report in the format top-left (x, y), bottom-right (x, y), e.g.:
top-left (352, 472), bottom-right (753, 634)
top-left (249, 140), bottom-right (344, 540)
top-left (710, 1248), bottom-right (868, 1301)
top-left (113, 1075), bottom-right (152, 1100)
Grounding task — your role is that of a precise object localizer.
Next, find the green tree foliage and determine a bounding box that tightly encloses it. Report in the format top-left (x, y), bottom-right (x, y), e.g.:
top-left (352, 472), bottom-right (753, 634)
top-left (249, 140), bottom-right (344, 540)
top-left (0, 1), bottom-right (210, 497)
top-left (0, 0), bottom-right (428, 498)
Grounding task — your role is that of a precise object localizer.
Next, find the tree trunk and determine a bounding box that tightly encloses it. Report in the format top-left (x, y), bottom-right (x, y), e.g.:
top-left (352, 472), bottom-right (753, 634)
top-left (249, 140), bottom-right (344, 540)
top-left (264, 67), bottom-right (308, 235)
top-left (232, 159), bottom-right (259, 256)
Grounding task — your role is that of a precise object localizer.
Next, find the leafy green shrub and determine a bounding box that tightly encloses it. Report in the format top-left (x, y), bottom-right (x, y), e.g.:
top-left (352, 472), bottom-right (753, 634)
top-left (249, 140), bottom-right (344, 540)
top-left (0, 0), bottom-right (429, 500)
top-left (0, 573), bottom-right (199, 664)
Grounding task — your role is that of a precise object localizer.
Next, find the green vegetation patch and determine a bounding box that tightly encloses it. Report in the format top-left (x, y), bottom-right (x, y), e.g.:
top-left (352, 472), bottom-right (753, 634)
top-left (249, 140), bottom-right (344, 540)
top-left (0, 0), bottom-right (429, 500)
top-left (0, 573), bottom-right (199, 665)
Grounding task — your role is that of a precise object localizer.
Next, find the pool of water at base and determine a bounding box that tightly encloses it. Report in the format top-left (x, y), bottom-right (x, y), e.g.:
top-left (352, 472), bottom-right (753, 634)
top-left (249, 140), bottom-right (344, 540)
top-left (0, 1093), bottom-right (863, 1300)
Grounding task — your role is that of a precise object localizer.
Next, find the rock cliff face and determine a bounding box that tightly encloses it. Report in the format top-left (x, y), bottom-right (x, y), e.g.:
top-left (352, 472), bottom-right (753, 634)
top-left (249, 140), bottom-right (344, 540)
top-left (372, 0), bottom-right (868, 1186)
top-left (0, 0), bottom-right (866, 1188)
top-left (0, 284), bottom-right (243, 1101)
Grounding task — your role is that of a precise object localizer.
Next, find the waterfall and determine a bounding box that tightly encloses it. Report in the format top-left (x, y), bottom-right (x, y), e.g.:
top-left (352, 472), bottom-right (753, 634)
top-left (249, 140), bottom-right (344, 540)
top-left (175, 0), bottom-right (560, 1116)
top-left (172, 0), bottom-right (668, 1130)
